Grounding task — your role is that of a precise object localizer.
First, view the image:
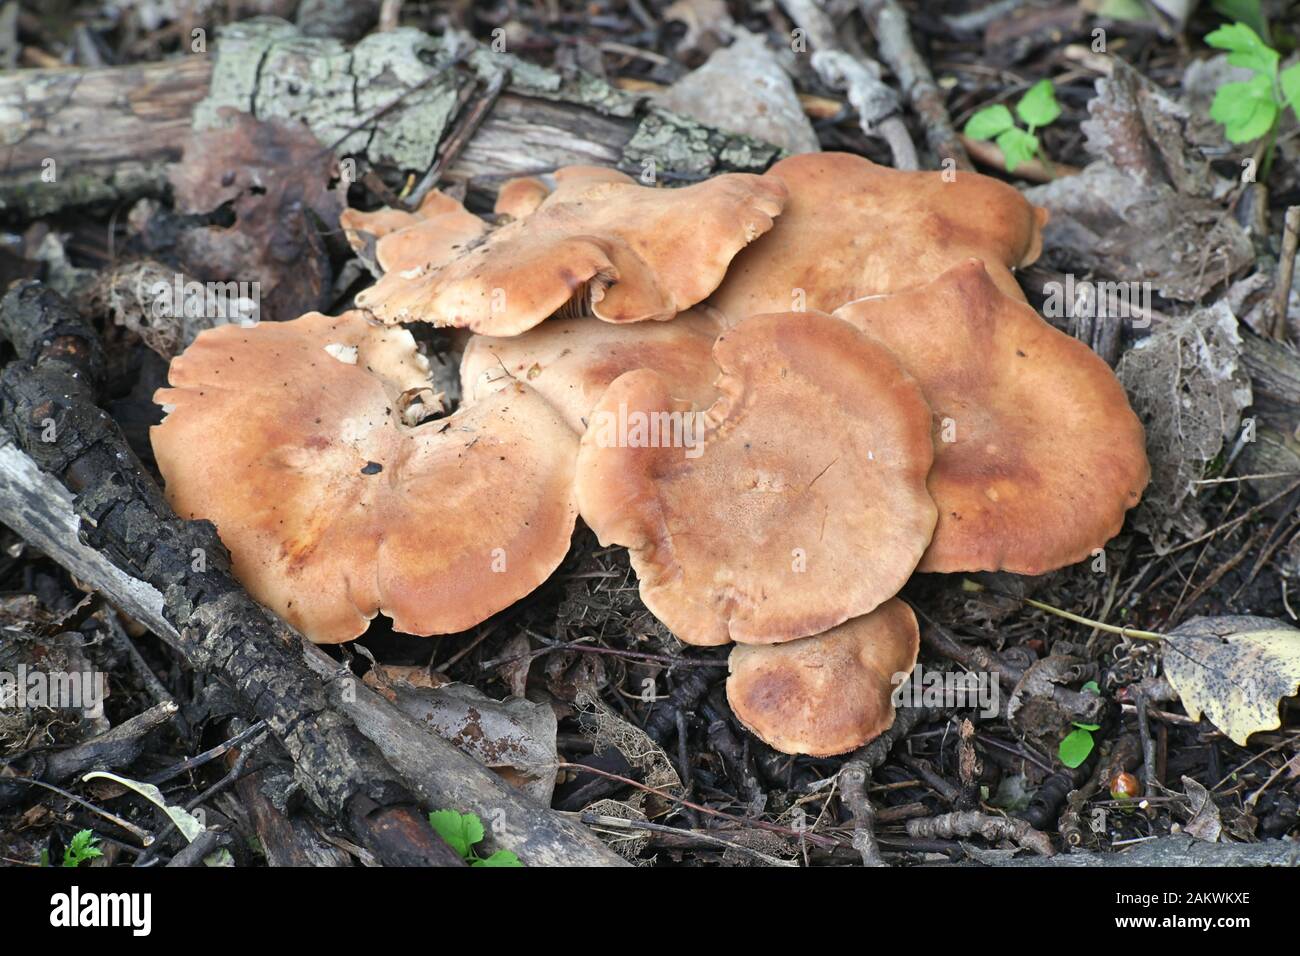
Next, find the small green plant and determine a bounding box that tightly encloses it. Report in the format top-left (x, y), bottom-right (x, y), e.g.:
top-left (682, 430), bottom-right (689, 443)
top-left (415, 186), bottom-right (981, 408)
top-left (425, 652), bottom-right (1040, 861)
top-left (1059, 722), bottom-right (1101, 768)
top-left (962, 79), bottom-right (1062, 173)
top-left (428, 810), bottom-right (522, 867)
top-left (1205, 21), bottom-right (1300, 166)
top-left (1059, 682), bottom-right (1102, 768)
top-left (59, 830), bottom-right (104, 868)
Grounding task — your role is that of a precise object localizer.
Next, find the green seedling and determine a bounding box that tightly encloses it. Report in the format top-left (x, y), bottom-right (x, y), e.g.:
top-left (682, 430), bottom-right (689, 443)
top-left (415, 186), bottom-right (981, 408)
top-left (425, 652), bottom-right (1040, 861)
top-left (59, 829), bottom-right (104, 868)
top-left (1059, 722), bottom-right (1101, 768)
top-left (1205, 21), bottom-right (1300, 172)
top-left (963, 79), bottom-right (1062, 173)
top-left (428, 810), bottom-right (522, 867)
top-left (1060, 682), bottom-right (1103, 768)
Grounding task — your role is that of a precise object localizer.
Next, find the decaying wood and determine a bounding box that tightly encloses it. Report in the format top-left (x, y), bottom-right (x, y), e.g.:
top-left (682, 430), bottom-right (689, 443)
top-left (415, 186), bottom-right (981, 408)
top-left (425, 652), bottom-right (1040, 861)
top-left (0, 18), bottom-right (780, 218)
top-left (0, 282), bottom-right (623, 867)
top-left (1238, 329), bottom-right (1300, 488)
top-left (0, 57), bottom-right (211, 217)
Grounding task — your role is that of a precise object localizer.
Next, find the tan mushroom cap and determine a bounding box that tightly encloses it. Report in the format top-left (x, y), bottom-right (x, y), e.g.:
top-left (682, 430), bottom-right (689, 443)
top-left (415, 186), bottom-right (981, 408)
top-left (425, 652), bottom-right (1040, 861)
top-left (834, 259), bottom-right (1150, 575)
top-left (708, 151), bottom-right (1048, 320)
top-left (494, 177), bottom-right (551, 220)
top-left (492, 167), bottom-right (637, 220)
top-left (460, 307), bottom-right (724, 433)
top-left (354, 168), bottom-right (788, 336)
top-left (726, 599), bottom-right (920, 756)
top-left (340, 191), bottom-right (488, 275)
top-left (151, 310), bottom-right (578, 644)
top-left (575, 312), bottom-right (937, 646)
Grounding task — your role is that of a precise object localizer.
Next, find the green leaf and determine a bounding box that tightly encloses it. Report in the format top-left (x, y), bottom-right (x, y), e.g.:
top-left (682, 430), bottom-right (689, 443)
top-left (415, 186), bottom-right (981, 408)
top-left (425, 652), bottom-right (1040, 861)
top-left (1059, 728), bottom-right (1095, 768)
top-left (1204, 23), bottom-right (1279, 77)
top-left (963, 104), bottom-right (1015, 141)
top-left (62, 830), bottom-right (103, 868)
top-left (1210, 75), bottom-right (1280, 142)
top-left (428, 810), bottom-right (485, 860)
top-left (995, 127), bottom-right (1039, 172)
top-left (473, 850), bottom-right (523, 868)
top-left (1211, 1), bottom-right (1270, 45)
top-left (1072, 722), bottom-right (1102, 732)
top-left (1016, 80), bottom-right (1061, 129)
top-left (1081, 680), bottom-right (1101, 694)
top-left (1281, 63), bottom-right (1300, 119)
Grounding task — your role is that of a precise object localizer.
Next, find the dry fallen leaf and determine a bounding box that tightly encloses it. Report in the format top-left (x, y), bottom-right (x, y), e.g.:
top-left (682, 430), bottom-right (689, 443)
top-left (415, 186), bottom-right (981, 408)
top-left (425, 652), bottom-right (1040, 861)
top-left (166, 109), bottom-right (345, 322)
top-left (1116, 303), bottom-right (1252, 552)
top-left (1179, 775), bottom-right (1222, 843)
top-left (1163, 615), bottom-right (1300, 746)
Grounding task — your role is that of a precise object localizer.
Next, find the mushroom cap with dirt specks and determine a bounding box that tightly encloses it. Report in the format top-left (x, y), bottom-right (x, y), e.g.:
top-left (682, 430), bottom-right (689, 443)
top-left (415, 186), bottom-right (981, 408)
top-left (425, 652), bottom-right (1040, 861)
top-left (151, 310), bottom-right (578, 644)
top-left (574, 311), bottom-right (937, 646)
top-left (353, 167), bottom-right (788, 335)
top-left (726, 598), bottom-right (920, 756)
top-left (707, 151), bottom-right (1049, 321)
top-left (460, 307), bottom-right (724, 433)
top-left (834, 259), bottom-right (1150, 575)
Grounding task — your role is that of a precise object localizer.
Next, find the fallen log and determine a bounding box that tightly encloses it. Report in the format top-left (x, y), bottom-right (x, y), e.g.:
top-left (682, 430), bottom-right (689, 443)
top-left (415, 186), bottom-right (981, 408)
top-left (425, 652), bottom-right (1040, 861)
top-left (0, 18), bottom-right (780, 218)
top-left (0, 280), bottom-right (624, 867)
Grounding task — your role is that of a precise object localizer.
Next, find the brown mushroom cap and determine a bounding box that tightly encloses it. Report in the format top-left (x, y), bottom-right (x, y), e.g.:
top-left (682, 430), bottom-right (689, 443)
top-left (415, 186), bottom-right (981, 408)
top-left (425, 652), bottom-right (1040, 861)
top-left (494, 177), bottom-right (551, 220)
top-left (708, 151), bottom-right (1048, 321)
top-left (726, 598), bottom-right (920, 756)
top-left (492, 167), bottom-right (638, 220)
top-left (340, 190), bottom-right (488, 275)
top-left (151, 310), bottom-right (578, 643)
top-left (460, 308), bottom-right (724, 432)
top-left (354, 168), bottom-right (787, 335)
top-left (834, 259), bottom-right (1149, 575)
top-left (574, 311), bottom-right (937, 646)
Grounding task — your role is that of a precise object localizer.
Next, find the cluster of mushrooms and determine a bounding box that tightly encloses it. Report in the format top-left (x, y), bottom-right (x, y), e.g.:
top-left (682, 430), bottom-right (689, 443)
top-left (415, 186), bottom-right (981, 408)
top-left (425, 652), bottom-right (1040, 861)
top-left (152, 152), bottom-right (1151, 758)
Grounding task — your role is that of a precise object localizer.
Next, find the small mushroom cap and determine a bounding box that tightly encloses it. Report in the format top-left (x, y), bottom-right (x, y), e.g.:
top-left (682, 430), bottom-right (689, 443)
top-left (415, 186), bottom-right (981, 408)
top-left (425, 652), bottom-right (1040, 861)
top-left (726, 598), bottom-right (920, 756)
top-left (354, 168), bottom-right (788, 335)
top-left (460, 308), bottom-right (724, 432)
top-left (708, 151), bottom-right (1048, 320)
top-left (151, 311), bottom-right (578, 643)
top-left (494, 177), bottom-right (551, 220)
top-left (834, 259), bottom-right (1150, 575)
top-left (575, 311), bottom-right (937, 646)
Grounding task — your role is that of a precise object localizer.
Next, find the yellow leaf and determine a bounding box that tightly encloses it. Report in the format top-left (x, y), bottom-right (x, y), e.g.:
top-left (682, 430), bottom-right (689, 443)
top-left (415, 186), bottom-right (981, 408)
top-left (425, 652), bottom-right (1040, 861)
top-left (1163, 616), bottom-right (1300, 746)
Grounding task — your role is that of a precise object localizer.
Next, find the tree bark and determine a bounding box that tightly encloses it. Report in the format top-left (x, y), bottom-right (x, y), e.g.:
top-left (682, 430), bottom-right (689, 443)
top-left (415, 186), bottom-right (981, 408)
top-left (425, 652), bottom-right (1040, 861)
top-left (0, 18), bottom-right (780, 218)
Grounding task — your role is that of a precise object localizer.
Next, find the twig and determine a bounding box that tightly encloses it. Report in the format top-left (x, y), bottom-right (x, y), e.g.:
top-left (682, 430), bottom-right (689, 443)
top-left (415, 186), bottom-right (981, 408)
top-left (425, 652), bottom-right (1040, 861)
top-left (143, 721), bottom-right (268, 786)
top-left (778, 0), bottom-right (917, 168)
top-left (907, 810), bottom-right (1055, 856)
top-left (963, 580), bottom-right (1166, 642)
top-left (859, 0), bottom-right (971, 169)
top-left (409, 69), bottom-right (508, 208)
top-left (577, 812), bottom-right (798, 866)
top-left (839, 705), bottom-right (932, 866)
top-left (1272, 205), bottom-right (1299, 341)
top-left (12, 778), bottom-right (152, 845)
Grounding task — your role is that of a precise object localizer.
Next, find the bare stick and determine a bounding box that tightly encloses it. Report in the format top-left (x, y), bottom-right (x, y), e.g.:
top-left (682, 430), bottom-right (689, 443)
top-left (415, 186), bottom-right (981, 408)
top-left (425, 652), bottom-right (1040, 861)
top-left (1272, 205), bottom-right (1299, 341)
top-left (859, 0), bottom-right (972, 169)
